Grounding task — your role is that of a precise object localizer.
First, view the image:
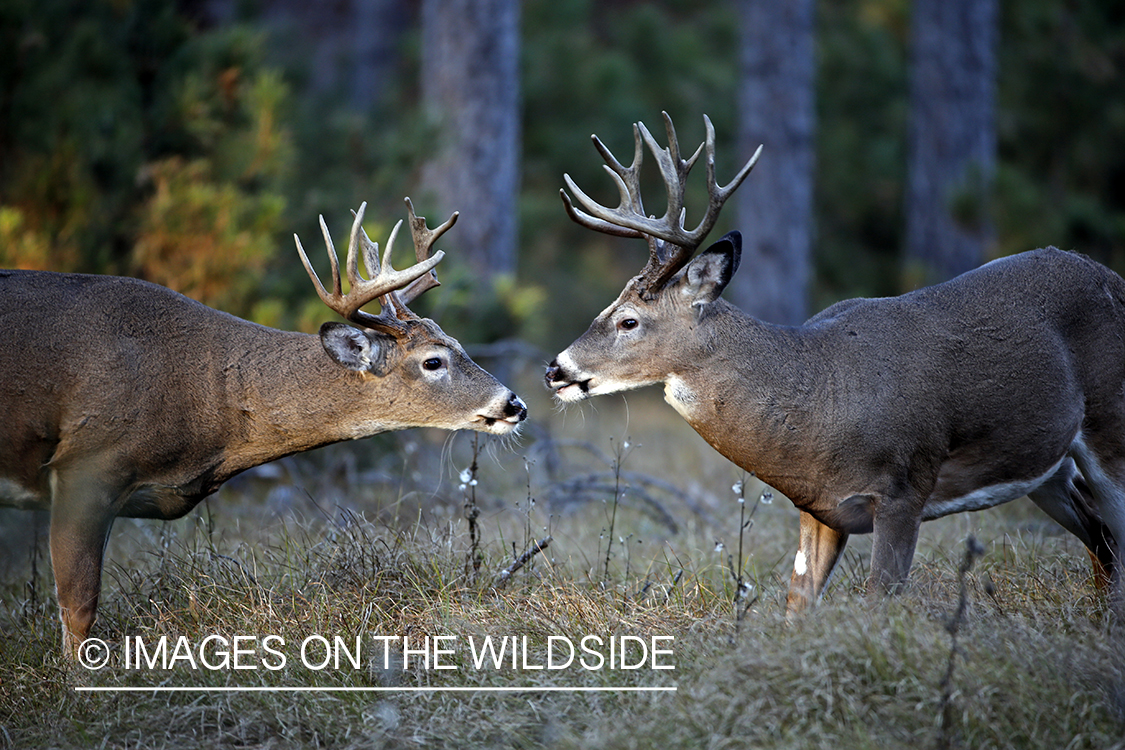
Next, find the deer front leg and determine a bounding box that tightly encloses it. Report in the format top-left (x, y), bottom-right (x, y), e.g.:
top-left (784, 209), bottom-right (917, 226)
top-left (49, 470), bottom-right (117, 655)
top-left (868, 499), bottom-right (923, 596)
top-left (786, 511), bottom-right (849, 617)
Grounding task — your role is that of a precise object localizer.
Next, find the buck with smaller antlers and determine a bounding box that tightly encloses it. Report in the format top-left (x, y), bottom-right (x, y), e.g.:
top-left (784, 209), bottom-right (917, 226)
top-left (1, 198), bottom-right (527, 653)
top-left (546, 112), bottom-right (1125, 613)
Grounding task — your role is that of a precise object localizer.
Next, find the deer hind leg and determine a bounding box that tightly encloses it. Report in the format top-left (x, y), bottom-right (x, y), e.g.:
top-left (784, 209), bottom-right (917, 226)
top-left (1068, 438), bottom-right (1125, 601)
top-left (786, 511), bottom-right (849, 618)
top-left (48, 467), bottom-right (117, 655)
top-left (1027, 458), bottom-right (1115, 590)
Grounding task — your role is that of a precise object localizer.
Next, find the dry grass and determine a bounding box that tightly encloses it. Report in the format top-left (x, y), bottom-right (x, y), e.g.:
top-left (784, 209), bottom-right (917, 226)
top-left (2, 386), bottom-right (1124, 749)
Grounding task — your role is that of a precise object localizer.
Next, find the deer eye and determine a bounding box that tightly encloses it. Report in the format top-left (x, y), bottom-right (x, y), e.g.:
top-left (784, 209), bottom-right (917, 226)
top-left (618, 318), bottom-right (639, 331)
top-left (423, 357), bottom-right (444, 372)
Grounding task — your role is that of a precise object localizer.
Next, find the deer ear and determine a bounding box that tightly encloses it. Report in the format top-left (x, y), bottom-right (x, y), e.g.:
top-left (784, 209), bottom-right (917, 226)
top-left (681, 231), bottom-right (742, 307)
top-left (320, 322), bottom-right (384, 372)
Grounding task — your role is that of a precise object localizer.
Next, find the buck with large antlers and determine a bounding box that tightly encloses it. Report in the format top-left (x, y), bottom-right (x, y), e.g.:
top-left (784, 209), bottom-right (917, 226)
top-left (1, 198), bottom-right (527, 653)
top-left (546, 112), bottom-right (1125, 613)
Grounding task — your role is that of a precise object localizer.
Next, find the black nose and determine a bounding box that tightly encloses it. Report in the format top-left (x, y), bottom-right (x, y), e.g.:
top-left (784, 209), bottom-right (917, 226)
top-left (545, 360), bottom-right (560, 387)
top-left (505, 392), bottom-right (527, 420)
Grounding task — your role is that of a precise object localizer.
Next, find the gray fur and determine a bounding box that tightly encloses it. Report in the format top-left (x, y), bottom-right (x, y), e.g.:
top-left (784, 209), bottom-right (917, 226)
top-left (549, 243), bottom-right (1125, 613)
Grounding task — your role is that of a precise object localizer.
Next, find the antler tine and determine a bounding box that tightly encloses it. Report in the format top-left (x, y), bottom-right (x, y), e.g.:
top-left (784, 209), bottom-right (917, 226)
top-left (349, 207), bottom-right (405, 314)
top-left (294, 201), bottom-right (445, 327)
top-left (294, 212), bottom-right (350, 312)
top-left (562, 113), bottom-right (717, 252)
top-left (636, 114), bottom-right (708, 243)
top-left (347, 203), bottom-right (390, 291)
top-left (559, 123), bottom-right (650, 239)
top-left (669, 110), bottom-right (707, 172)
top-left (634, 119), bottom-right (694, 267)
top-left (696, 114), bottom-right (762, 234)
top-left (591, 131), bottom-right (630, 177)
top-left (395, 197), bottom-right (455, 307)
top-left (406, 196), bottom-right (458, 252)
top-left (594, 124), bottom-right (647, 215)
top-left (561, 174), bottom-right (646, 239)
top-left (560, 112), bottom-right (762, 298)
top-left (294, 215), bottom-right (338, 306)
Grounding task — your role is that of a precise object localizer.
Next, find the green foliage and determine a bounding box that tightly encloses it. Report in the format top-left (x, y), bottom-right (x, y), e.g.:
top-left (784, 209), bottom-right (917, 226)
top-left (815, 0), bottom-right (1125, 303)
top-left (0, 0), bottom-right (291, 317)
top-left (995, 0), bottom-right (1125, 267)
top-left (416, 268), bottom-right (549, 346)
top-left (0, 0), bottom-right (182, 271)
top-left (815, 0), bottom-right (909, 303)
top-left (0, 205), bottom-right (52, 269)
top-left (132, 155), bottom-right (286, 314)
top-left (132, 38), bottom-right (293, 314)
top-left (2, 0), bottom-right (1122, 338)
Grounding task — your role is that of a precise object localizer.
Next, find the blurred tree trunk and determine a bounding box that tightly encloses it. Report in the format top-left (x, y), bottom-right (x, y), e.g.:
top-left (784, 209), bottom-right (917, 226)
top-left (904, 0), bottom-right (998, 284)
top-left (731, 0), bottom-right (815, 325)
top-left (419, 0), bottom-right (521, 278)
top-left (203, 0), bottom-right (409, 112)
top-left (349, 0), bottom-right (410, 111)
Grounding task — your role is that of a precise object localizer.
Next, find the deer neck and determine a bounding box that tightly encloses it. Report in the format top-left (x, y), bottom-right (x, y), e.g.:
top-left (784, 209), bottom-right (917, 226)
top-left (212, 326), bottom-right (384, 480)
top-left (662, 301), bottom-right (827, 500)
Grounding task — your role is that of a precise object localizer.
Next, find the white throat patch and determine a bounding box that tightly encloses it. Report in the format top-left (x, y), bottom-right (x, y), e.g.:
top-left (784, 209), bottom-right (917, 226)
top-left (664, 375), bottom-right (697, 419)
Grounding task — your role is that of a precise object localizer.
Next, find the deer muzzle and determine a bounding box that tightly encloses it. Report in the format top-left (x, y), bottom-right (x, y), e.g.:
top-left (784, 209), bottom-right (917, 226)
top-left (477, 391), bottom-right (528, 434)
top-left (544, 356), bottom-right (592, 402)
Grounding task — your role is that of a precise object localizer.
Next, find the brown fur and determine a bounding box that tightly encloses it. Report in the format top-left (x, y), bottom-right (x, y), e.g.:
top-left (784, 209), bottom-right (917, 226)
top-left (0, 269), bottom-right (525, 651)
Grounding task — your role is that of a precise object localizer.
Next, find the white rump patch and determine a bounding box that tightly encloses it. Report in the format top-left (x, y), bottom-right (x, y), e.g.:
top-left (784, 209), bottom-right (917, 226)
top-left (1069, 433), bottom-right (1125, 547)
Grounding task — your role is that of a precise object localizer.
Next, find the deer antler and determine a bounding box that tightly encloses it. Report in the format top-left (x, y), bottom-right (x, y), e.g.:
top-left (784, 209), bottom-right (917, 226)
top-left (395, 197), bottom-right (459, 307)
top-left (295, 199), bottom-right (453, 328)
top-left (561, 112), bottom-right (762, 297)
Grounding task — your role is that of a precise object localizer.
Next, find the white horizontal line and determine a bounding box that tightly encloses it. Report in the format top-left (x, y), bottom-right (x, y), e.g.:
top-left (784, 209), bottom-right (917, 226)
top-left (75, 685), bottom-right (676, 693)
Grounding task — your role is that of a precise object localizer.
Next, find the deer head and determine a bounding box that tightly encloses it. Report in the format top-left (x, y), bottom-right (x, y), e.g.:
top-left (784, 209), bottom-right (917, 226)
top-left (546, 113), bottom-right (760, 401)
top-left (297, 198), bottom-right (527, 435)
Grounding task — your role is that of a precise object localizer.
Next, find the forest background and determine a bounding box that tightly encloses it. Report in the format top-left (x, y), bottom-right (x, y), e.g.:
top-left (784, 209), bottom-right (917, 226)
top-left (3, 4), bottom-right (1125, 746)
top-left (2, 0), bottom-right (1122, 357)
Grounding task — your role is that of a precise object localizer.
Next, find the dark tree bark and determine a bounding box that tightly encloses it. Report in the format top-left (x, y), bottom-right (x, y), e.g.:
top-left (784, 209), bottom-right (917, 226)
top-left (731, 0), bottom-right (816, 326)
top-left (419, 0), bottom-right (521, 277)
top-left (905, 0), bottom-right (998, 284)
top-left (218, 0), bottom-right (409, 112)
top-left (349, 0), bottom-right (411, 111)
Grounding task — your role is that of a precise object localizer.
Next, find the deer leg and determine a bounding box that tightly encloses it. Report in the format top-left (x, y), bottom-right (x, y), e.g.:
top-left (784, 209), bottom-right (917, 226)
top-left (786, 511), bottom-right (849, 617)
top-left (1027, 458), bottom-right (1115, 590)
top-left (868, 499), bottom-right (923, 597)
top-left (1069, 441), bottom-right (1125, 603)
top-left (49, 469), bottom-right (117, 655)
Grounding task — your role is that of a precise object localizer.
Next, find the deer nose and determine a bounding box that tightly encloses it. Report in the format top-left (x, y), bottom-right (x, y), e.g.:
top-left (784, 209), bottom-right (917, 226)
top-left (544, 360), bottom-right (560, 387)
top-left (505, 392), bottom-right (528, 421)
